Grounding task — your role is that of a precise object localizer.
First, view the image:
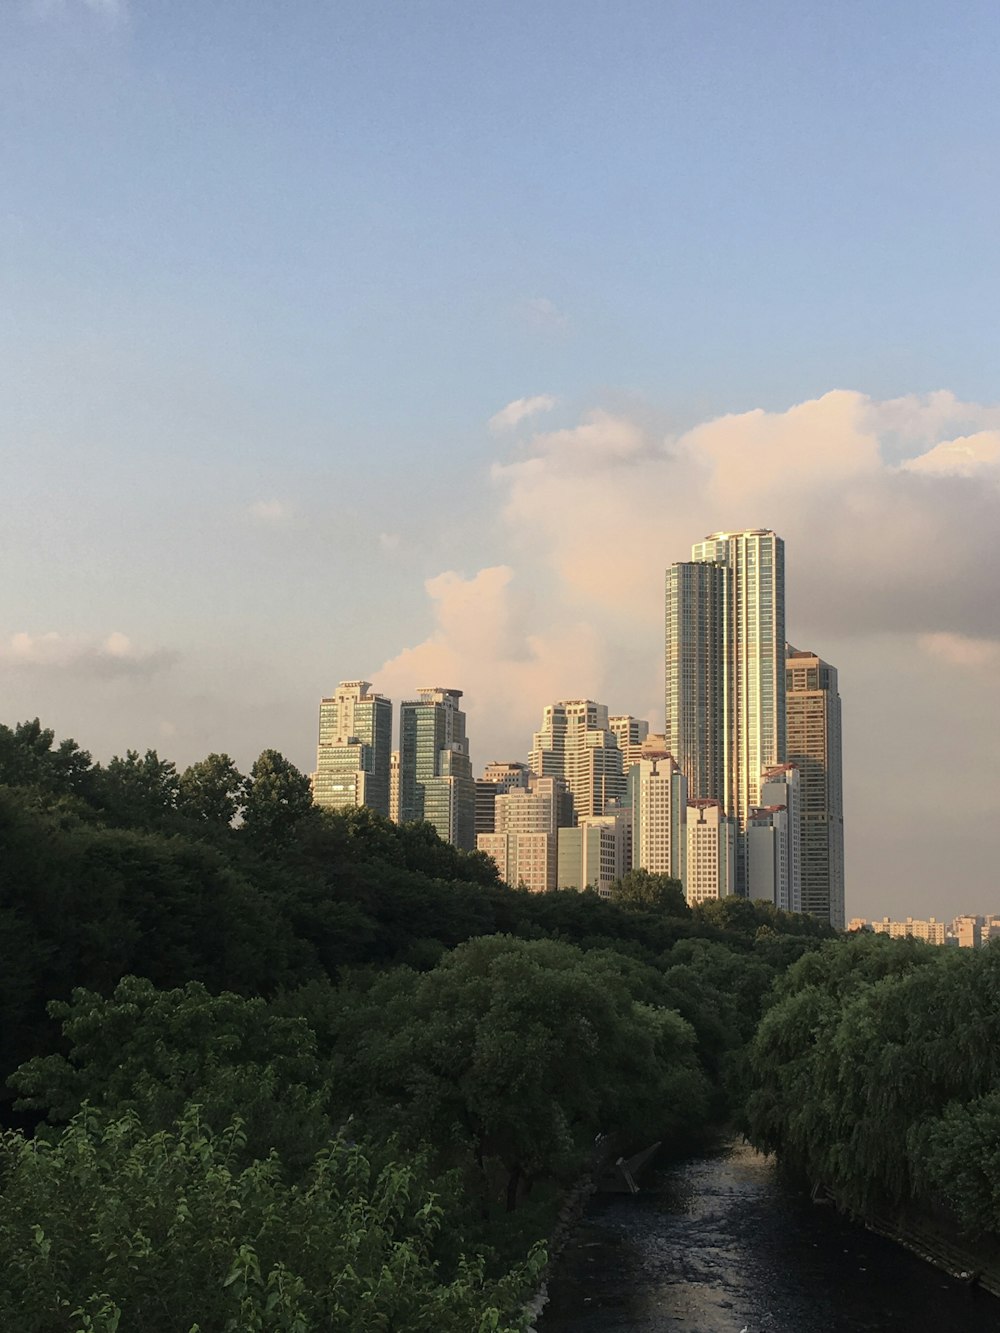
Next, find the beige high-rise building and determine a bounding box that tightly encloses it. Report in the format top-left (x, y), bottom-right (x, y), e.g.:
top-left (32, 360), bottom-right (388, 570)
top-left (474, 761), bottom-right (531, 837)
top-left (786, 647), bottom-right (845, 929)
top-left (627, 744), bottom-right (686, 881)
top-left (953, 916), bottom-right (982, 948)
top-left (685, 799), bottom-right (736, 906)
top-left (610, 714), bottom-right (650, 777)
top-left (530, 700), bottom-right (624, 819)
top-left (477, 774), bottom-right (571, 893)
top-left (751, 763), bottom-right (802, 913)
top-left (389, 749), bottom-right (400, 823)
top-left (557, 809), bottom-right (630, 898)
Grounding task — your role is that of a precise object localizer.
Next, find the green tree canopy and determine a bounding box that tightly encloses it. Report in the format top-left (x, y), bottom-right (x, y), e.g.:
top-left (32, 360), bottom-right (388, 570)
top-left (93, 749), bottom-right (180, 829)
top-left (241, 750), bottom-right (314, 848)
top-left (610, 869), bottom-right (689, 915)
top-left (0, 1107), bottom-right (541, 1332)
top-left (178, 752), bottom-right (244, 827)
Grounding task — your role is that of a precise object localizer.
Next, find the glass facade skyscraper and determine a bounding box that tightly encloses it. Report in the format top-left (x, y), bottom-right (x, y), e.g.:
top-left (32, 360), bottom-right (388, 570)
top-left (667, 529), bottom-right (786, 895)
top-left (398, 687), bottom-right (476, 850)
top-left (786, 647), bottom-right (845, 929)
top-left (312, 680), bottom-right (392, 817)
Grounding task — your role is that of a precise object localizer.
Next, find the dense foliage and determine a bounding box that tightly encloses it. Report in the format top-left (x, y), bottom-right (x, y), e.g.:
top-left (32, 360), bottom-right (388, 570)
top-left (0, 718), bottom-right (835, 1329)
top-left (745, 933), bottom-right (1000, 1239)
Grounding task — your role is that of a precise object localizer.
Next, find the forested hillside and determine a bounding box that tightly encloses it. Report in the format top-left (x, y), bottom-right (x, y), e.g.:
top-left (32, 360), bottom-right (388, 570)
top-left (0, 719), bottom-right (833, 1331)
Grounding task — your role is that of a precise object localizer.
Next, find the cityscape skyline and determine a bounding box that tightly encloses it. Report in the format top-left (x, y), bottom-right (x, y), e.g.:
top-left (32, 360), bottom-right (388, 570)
top-left (312, 529), bottom-right (842, 925)
top-left (3, 4), bottom-right (999, 923)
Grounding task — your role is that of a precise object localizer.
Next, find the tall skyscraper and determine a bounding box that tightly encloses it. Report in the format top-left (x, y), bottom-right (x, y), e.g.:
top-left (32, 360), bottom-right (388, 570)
top-left (664, 561), bottom-right (729, 804)
top-left (312, 680), bottom-right (392, 817)
top-left (398, 687), bottom-right (476, 850)
top-left (786, 647), bottom-right (845, 929)
top-left (627, 741), bottom-right (687, 881)
top-left (530, 700), bottom-right (624, 819)
top-left (667, 529), bottom-right (786, 894)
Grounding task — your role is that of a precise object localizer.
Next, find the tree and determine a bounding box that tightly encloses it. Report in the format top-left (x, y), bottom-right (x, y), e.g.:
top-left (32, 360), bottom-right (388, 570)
top-left (610, 869), bottom-right (689, 915)
top-left (93, 749), bottom-right (179, 829)
top-left (333, 935), bottom-right (709, 1212)
top-left (178, 752), bottom-right (244, 827)
top-left (0, 1107), bottom-right (541, 1332)
top-left (11, 977), bottom-right (333, 1174)
top-left (0, 720), bottom-right (94, 797)
top-left (241, 750), bottom-right (313, 848)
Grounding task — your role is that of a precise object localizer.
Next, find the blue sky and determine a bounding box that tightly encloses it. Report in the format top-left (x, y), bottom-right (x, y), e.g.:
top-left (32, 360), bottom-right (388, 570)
top-left (2, 1), bottom-right (999, 917)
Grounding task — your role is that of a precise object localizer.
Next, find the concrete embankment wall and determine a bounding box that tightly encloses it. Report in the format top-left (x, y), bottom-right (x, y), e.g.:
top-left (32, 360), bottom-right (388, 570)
top-left (865, 1205), bottom-right (1000, 1299)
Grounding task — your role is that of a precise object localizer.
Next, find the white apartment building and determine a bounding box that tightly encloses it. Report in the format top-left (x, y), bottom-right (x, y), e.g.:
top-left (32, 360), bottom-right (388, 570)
top-left (685, 799), bottom-right (736, 906)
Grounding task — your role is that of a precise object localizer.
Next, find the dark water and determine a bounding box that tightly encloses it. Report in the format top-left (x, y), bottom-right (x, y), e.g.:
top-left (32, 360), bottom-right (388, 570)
top-left (539, 1141), bottom-right (1000, 1333)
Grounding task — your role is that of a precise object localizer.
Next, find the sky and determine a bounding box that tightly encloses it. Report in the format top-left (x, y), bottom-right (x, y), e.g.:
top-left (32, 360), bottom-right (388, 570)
top-left (2, 0), bottom-right (999, 920)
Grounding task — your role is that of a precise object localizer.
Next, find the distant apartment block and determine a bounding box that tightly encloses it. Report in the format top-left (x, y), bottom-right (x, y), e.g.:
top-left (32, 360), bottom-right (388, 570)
top-left (477, 774), bottom-right (571, 893)
top-left (389, 749), bottom-right (400, 823)
top-left (747, 763), bottom-right (802, 912)
top-left (398, 687), bottom-right (476, 850)
top-left (685, 799), bottom-right (736, 906)
top-left (474, 760), bottom-right (531, 837)
top-left (786, 647), bottom-right (845, 930)
top-left (628, 742), bottom-right (686, 881)
top-left (610, 714), bottom-right (650, 776)
top-left (557, 809), bottom-right (630, 898)
top-left (312, 680), bottom-right (392, 817)
top-left (530, 699), bottom-right (624, 818)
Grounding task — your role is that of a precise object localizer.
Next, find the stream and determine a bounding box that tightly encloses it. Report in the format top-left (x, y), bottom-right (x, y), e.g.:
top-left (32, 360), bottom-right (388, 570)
top-left (538, 1140), bottom-right (1000, 1332)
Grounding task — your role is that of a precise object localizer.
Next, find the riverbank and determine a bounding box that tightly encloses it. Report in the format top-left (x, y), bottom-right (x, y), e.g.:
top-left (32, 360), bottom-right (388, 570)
top-left (537, 1140), bottom-right (1000, 1332)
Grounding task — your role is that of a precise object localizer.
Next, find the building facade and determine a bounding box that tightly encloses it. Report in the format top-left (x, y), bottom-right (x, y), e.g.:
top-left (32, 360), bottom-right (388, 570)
top-left (477, 774), bottom-right (570, 893)
top-left (685, 798), bottom-right (736, 906)
top-left (750, 763), bottom-right (802, 912)
top-left (664, 561), bottom-right (729, 805)
top-left (398, 687), bottom-right (476, 850)
top-left (628, 745), bottom-right (687, 881)
top-left (530, 699), bottom-right (624, 819)
top-left (474, 761), bottom-right (532, 837)
top-left (557, 809), bottom-right (630, 897)
top-left (666, 530), bottom-right (786, 896)
top-left (610, 714), bottom-right (650, 777)
top-left (786, 647), bottom-right (845, 929)
top-left (312, 680), bottom-right (392, 817)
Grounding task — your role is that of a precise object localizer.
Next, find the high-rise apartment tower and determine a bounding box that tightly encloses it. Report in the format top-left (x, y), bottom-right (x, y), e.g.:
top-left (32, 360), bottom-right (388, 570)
top-left (530, 700), bottom-right (624, 819)
top-left (786, 647), bottom-right (845, 929)
top-left (398, 687), bottom-right (476, 850)
top-left (667, 529), bottom-right (786, 894)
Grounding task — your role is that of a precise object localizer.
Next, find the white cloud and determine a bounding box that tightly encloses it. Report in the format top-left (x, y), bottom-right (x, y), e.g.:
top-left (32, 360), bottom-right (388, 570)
top-left (246, 499), bottom-right (293, 525)
top-left (372, 566), bottom-right (605, 764)
top-left (918, 633), bottom-right (1000, 670)
top-left (0, 630), bottom-right (175, 677)
top-left (486, 390), bottom-right (1000, 644)
top-left (488, 394), bottom-right (558, 434)
top-left (900, 431), bottom-right (1000, 479)
top-left (378, 531), bottom-right (401, 553)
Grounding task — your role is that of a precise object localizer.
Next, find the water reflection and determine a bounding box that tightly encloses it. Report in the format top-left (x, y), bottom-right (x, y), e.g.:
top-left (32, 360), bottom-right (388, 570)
top-left (539, 1141), bottom-right (1000, 1333)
